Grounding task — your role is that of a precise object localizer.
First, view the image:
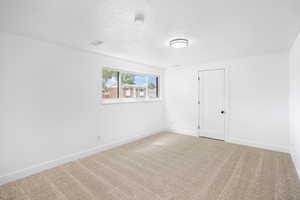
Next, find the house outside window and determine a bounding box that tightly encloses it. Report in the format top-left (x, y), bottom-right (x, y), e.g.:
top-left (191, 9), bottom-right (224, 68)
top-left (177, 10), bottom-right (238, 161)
top-left (102, 68), bottom-right (160, 103)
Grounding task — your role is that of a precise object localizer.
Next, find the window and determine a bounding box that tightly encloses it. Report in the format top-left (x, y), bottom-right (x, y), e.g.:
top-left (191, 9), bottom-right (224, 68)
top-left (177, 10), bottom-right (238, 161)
top-left (120, 73), bottom-right (146, 98)
top-left (148, 75), bottom-right (159, 98)
top-left (102, 69), bottom-right (119, 99)
top-left (102, 68), bottom-right (160, 102)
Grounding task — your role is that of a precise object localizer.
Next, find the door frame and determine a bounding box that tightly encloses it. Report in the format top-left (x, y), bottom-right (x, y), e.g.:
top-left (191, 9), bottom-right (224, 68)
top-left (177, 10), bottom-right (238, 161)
top-left (197, 66), bottom-right (230, 141)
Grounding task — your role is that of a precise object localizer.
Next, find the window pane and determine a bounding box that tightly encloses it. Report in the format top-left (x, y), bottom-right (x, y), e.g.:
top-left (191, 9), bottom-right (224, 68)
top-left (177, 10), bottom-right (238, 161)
top-left (120, 73), bottom-right (146, 98)
top-left (148, 75), bottom-right (159, 98)
top-left (102, 69), bottom-right (118, 99)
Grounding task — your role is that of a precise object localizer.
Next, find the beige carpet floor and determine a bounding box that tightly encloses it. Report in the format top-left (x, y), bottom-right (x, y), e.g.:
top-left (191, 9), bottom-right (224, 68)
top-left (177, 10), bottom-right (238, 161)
top-left (1, 132), bottom-right (300, 200)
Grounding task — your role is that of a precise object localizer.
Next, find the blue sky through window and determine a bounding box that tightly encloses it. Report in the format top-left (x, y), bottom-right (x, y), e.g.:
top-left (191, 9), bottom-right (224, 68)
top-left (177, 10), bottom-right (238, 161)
top-left (134, 75), bottom-right (146, 86)
top-left (148, 76), bottom-right (157, 85)
top-left (105, 76), bottom-right (117, 87)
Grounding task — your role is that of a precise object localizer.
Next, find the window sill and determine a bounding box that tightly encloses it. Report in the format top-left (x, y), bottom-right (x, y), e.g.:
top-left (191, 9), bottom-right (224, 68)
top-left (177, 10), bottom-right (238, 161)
top-left (101, 98), bottom-right (163, 105)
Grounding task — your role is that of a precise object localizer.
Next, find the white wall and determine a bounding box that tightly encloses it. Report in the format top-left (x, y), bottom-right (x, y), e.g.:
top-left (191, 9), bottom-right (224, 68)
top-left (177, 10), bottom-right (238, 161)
top-left (0, 32), bottom-right (165, 183)
top-left (165, 52), bottom-right (290, 152)
top-left (0, 30), bottom-right (296, 184)
top-left (290, 32), bottom-right (300, 178)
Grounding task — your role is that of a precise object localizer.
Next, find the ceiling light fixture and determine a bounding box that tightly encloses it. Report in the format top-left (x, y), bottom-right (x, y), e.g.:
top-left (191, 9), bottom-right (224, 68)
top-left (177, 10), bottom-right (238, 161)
top-left (91, 40), bottom-right (103, 46)
top-left (169, 38), bottom-right (189, 49)
top-left (134, 12), bottom-right (144, 24)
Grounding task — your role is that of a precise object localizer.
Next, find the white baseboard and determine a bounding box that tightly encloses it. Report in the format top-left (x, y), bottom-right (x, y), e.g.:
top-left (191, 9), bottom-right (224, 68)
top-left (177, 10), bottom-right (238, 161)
top-left (291, 150), bottom-right (300, 180)
top-left (0, 129), bottom-right (162, 185)
top-left (167, 127), bottom-right (289, 153)
top-left (228, 137), bottom-right (289, 153)
top-left (167, 127), bottom-right (198, 137)
top-left (1, 128), bottom-right (293, 185)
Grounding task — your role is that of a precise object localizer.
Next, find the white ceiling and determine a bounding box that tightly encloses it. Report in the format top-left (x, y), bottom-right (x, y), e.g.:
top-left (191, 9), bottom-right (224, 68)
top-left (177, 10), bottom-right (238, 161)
top-left (1, 0), bottom-right (300, 68)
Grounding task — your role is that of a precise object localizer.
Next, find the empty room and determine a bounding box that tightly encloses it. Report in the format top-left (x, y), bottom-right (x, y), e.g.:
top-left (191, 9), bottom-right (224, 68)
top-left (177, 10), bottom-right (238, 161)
top-left (1, 0), bottom-right (300, 199)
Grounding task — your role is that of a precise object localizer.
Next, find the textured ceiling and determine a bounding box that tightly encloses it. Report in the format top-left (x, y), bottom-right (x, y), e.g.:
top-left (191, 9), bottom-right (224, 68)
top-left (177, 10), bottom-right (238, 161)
top-left (1, 0), bottom-right (300, 67)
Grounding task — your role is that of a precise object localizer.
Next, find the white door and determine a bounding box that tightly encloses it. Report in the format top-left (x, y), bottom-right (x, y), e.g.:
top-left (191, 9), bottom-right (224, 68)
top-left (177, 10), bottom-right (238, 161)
top-left (198, 69), bottom-right (225, 140)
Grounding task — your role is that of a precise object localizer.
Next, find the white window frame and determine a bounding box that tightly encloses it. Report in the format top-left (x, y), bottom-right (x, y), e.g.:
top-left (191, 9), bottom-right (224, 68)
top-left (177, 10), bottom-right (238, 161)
top-left (101, 67), bottom-right (161, 104)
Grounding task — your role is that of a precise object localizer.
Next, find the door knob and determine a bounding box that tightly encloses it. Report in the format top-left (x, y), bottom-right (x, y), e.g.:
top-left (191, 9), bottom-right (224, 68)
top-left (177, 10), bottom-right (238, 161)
top-left (220, 110), bottom-right (225, 114)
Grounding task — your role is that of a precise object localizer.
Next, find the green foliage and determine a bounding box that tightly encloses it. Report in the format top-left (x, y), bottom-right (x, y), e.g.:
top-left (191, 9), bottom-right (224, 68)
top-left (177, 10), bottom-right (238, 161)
top-left (121, 73), bottom-right (135, 85)
top-left (102, 70), bottom-right (117, 91)
top-left (103, 70), bottom-right (115, 81)
top-left (148, 82), bottom-right (156, 89)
